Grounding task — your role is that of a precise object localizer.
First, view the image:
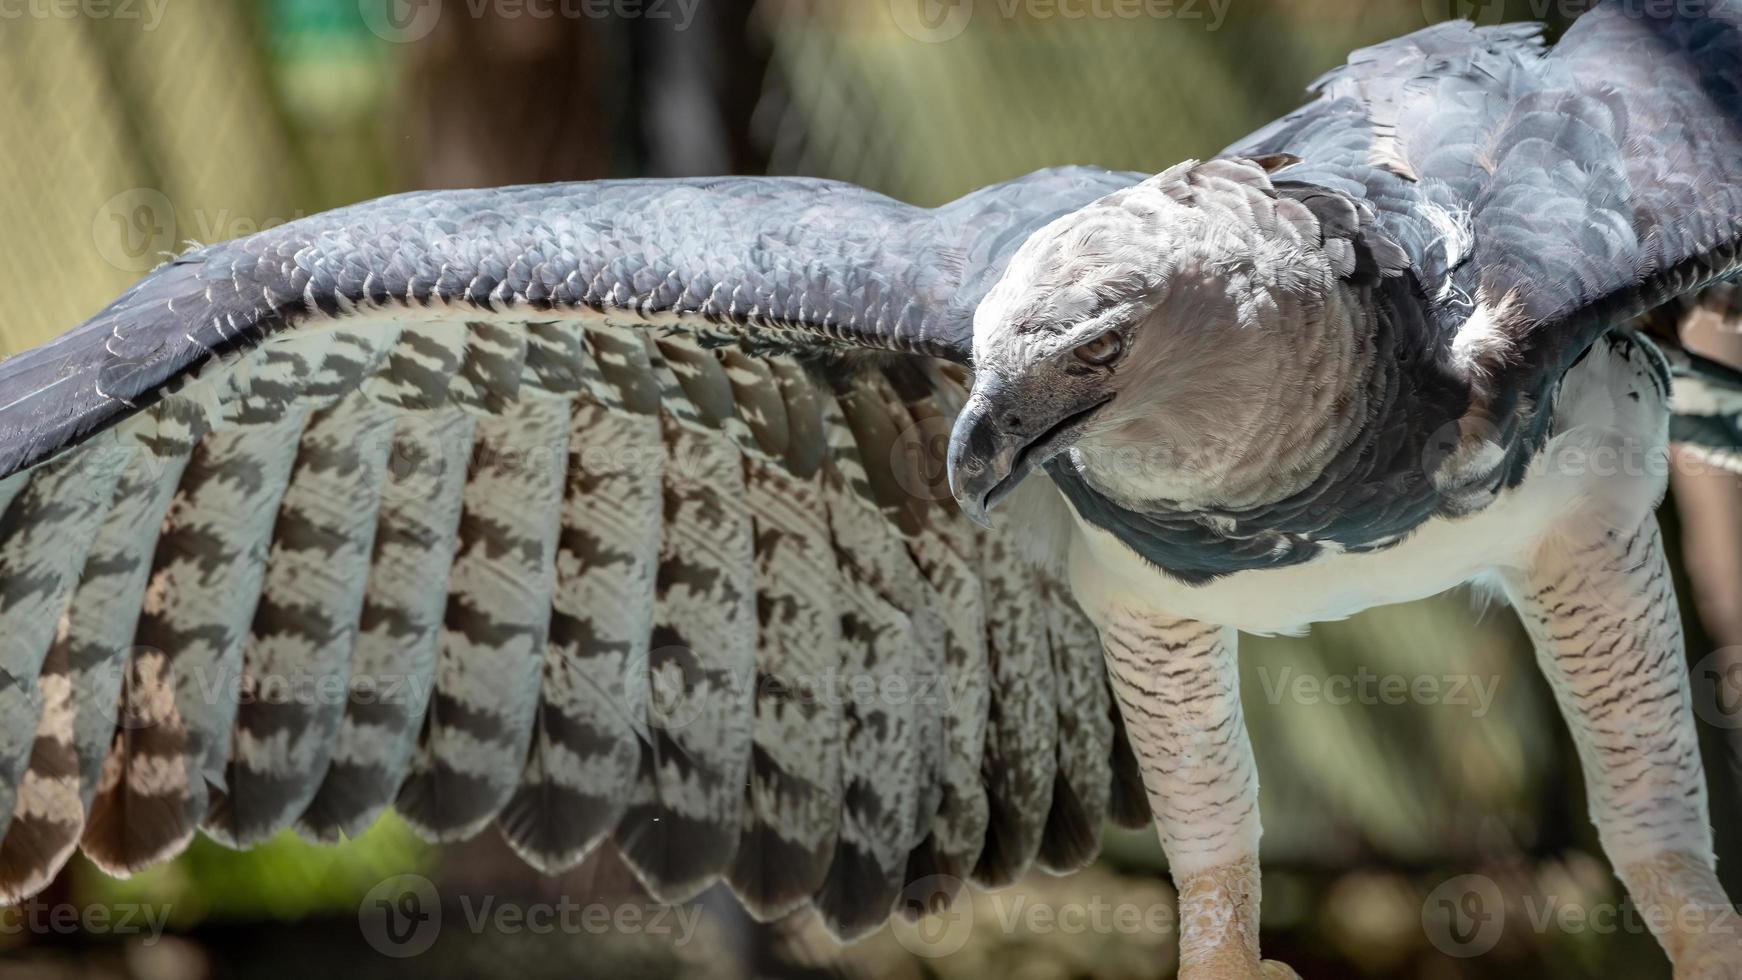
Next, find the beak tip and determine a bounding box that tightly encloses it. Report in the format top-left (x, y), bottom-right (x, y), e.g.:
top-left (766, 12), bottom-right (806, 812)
top-left (959, 499), bottom-right (994, 529)
top-left (945, 453), bottom-right (993, 528)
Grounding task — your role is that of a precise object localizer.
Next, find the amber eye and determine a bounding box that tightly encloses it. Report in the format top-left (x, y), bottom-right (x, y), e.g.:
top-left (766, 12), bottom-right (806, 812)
top-left (1073, 332), bottom-right (1124, 367)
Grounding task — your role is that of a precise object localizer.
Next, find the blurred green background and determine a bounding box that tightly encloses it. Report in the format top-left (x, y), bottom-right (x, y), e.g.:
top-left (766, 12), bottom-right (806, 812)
top-left (2, 1), bottom-right (1741, 977)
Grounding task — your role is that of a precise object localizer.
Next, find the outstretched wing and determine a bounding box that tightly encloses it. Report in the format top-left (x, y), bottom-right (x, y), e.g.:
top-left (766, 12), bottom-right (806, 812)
top-left (0, 170), bottom-right (1137, 478)
top-left (1466, 2), bottom-right (1742, 388)
top-left (0, 168), bottom-right (1149, 937)
top-left (1230, 3), bottom-right (1742, 472)
top-left (1226, 18), bottom-right (1551, 301)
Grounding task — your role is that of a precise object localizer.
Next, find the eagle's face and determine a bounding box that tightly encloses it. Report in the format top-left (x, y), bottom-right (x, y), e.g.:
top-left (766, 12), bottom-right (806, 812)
top-left (946, 257), bottom-right (1144, 526)
top-left (948, 159), bottom-right (1340, 523)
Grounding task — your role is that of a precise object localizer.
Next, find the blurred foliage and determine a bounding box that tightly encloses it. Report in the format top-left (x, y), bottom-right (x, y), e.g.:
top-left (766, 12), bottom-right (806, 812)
top-left (72, 812), bottom-right (433, 929)
top-left (758, 0), bottom-right (1418, 205)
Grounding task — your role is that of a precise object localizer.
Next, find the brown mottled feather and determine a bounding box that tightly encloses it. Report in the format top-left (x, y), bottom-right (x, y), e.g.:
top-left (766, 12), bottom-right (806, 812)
top-left (206, 392), bottom-right (395, 846)
top-left (1037, 582), bottom-right (1112, 873)
top-left (0, 447), bottom-right (128, 843)
top-left (876, 371), bottom-right (992, 899)
top-left (0, 623), bottom-right (78, 902)
top-left (396, 396), bottom-right (568, 841)
top-left (298, 407), bottom-right (473, 840)
top-left (810, 388), bottom-right (940, 939)
top-left (725, 351), bottom-right (846, 919)
top-left (611, 334), bottom-right (757, 902)
top-left (0, 317), bottom-right (1125, 934)
top-left (500, 328), bottom-right (651, 872)
top-left (973, 533), bottom-right (1060, 888)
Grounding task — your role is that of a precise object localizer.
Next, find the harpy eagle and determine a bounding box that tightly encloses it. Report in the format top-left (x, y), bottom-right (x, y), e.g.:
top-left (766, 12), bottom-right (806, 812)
top-left (3, 2), bottom-right (1742, 976)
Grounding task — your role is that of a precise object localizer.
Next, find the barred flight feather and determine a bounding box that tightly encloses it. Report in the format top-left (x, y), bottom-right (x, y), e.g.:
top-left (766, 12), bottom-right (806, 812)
top-left (59, 403), bottom-right (204, 873)
top-left (811, 386), bottom-right (939, 937)
top-left (205, 391), bottom-right (394, 847)
top-left (1038, 581), bottom-right (1113, 874)
top-left (0, 446), bottom-right (130, 843)
top-left (91, 414), bottom-right (309, 871)
top-left (298, 405), bottom-right (472, 842)
top-left (973, 533), bottom-right (1060, 888)
top-left (395, 395), bottom-right (569, 841)
top-left (720, 352), bottom-right (846, 919)
top-left (875, 372), bottom-right (991, 914)
top-left (0, 310), bottom-right (1128, 937)
top-left (610, 334), bottom-right (758, 903)
top-left (0, 629), bottom-right (77, 903)
top-left (498, 329), bottom-right (657, 871)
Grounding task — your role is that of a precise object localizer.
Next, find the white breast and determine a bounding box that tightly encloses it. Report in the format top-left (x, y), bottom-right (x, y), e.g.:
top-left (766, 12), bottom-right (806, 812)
top-left (1062, 335), bottom-right (1673, 634)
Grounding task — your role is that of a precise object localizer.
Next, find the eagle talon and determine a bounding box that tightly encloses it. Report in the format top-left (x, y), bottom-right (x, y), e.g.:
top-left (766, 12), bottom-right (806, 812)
top-left (1176, 956), bottom-right (1300, 980)
top-left (1672, 937), bottom-right (1742, 979)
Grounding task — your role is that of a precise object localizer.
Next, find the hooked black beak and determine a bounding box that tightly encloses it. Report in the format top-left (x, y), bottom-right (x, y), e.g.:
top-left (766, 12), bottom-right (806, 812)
top-left (946, 384), bottom-right (1113, 527)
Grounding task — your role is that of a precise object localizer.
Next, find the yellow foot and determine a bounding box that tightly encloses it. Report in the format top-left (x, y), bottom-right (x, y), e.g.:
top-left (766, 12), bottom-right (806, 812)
top-left (1619, 852), bottom-right (1742, 980)
top-left (1179, 957), bottom-right (1300, 980)
top-left (1175, 858), bottom-right (1300, 980)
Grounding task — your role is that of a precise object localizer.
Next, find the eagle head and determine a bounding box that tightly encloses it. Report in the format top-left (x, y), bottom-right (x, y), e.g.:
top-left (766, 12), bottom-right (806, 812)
top-left (947, 156), bottom-right (1352, 525)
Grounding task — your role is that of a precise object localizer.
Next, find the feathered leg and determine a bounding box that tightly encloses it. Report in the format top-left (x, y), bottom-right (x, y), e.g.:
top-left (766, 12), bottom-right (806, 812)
top-left (1102, 612), bottom-right (1296, 980)
top-left (1502, 518), bottom-right (1742, 979)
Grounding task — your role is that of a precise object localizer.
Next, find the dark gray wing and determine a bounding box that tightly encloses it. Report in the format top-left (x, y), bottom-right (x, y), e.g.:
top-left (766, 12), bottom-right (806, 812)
top-left (1238, 5), bottom-right (1742, 397)
top-left (0, 169), bottom-right (1139, 480)
top-left (0, 168), bottom-right (1146, 937)
top-left (1226, 19), bottom-right (1550, 312)
top-left (1228, 4), bottom-right (1742, 482)
top-left (1472, 2), bottom-right (1742, 388)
